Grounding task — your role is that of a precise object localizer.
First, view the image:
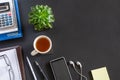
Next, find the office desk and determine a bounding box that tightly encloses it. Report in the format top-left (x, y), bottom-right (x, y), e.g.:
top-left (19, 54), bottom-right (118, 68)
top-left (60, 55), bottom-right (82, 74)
top-left (0, 0), bottom-right (120, 80)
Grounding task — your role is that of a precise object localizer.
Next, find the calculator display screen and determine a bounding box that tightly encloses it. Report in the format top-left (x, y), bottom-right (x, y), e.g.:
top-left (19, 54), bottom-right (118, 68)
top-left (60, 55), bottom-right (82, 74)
top-left (0, 6), bottom-right (6, 10)
top-left (0, 2), bottom-right (10, 13)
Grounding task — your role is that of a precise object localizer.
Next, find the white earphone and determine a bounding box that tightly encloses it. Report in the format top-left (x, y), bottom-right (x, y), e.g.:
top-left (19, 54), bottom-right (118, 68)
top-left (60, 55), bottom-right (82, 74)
top-left (69, 61), bottom-right (75, 67)
top-left (76, 61), bottom-right (83, 80)
top-left (69, 61), bottom-right (87, 80)
top-left (76, 61), bottom-right (82, 68)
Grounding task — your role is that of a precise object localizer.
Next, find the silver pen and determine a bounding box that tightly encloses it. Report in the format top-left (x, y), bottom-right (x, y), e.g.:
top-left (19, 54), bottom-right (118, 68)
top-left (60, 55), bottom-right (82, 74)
top-left (26, 57), bottom-right (37, 80)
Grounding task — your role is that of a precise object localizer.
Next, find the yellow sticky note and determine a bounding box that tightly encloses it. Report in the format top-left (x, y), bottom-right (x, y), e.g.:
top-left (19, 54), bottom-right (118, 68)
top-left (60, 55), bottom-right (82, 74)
top-left (91, 67), bottom-right (110, 80)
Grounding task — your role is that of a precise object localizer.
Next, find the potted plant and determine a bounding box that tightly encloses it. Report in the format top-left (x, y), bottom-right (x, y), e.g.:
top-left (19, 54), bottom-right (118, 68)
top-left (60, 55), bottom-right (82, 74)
top-left (28, 5), bottom-right (55, 31)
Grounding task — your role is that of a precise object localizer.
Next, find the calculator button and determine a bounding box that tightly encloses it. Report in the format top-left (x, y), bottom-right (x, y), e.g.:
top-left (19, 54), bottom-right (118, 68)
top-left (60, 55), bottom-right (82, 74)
top-left (9, 24), bottom-right (12, 26)
top-left (9, 21), bottom-right (12, 24)
top-left (1, 14), bottom-right (3, 16)
top-left (9, 20), bottom-right (12, 23)
top-left (9, 23), bottom-right (12, 25)
top-left (6, 22), bottom-right (9, 24)
top-left (9, 18), bottom-right (12, 20)
top-left (1, 17), bottom-right (4, 19)
top-left (6, 24), bottom-right (9, 26)
top-left (7, 16), bottom-right (9, 18)
top-left (9, 16), bottom-right (12, 17)
top-left (1, 24), bottom-right (3, 27)
top-left (8, 17), bottom-right (12, 19)
top-left (5, 22), bottom-right (8, 24)
top-left (4, 16), bottom-right (7, 17)
top-left (8, 13), bottom-right (11, 16)
top-left (1, 22), bottom-right (3, 24)
top-left (4, 16), bottom-right (7, 18)
top-left (4, 19), bottom-right (7, 21)
top-left (3, 16), bottom-right (5, 18)
top-left (8, 17), bottom-right (12, 20)
top-left (2, 20), bottom-right (4, 22)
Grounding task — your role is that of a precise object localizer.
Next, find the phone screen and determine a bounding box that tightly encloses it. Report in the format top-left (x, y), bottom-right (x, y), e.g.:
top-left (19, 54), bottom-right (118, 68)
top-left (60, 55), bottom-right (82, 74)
top-left (50, 57), bottom-right (72, 80)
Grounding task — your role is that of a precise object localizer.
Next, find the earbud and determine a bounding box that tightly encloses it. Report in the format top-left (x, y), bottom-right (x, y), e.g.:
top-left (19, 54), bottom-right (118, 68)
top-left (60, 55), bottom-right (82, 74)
top-left (68, 60), bottom-right (87, 80)
top-left (76, 61), bottom-right (82, 68)
top-left (76, 61), bottom-right (83, 80)
top-left (69, 61), bottom-right (75, 67)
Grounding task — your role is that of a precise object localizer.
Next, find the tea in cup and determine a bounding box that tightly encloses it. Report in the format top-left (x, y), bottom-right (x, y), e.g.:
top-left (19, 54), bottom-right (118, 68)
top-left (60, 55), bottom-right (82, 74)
top-left (31, 35), bottom-right (52, 56)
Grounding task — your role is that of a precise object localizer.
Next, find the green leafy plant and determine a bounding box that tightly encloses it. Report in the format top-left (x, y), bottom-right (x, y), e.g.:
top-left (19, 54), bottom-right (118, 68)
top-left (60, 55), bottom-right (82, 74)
top-left (28, 5), bottom-right (55, 31)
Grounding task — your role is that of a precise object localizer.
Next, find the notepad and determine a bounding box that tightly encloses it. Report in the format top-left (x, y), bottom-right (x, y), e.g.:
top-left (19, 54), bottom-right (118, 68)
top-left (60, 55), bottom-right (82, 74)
top-left (0, 49), bottom-right (22, 80)
top-left (91, 67), bottom-right (110, 80)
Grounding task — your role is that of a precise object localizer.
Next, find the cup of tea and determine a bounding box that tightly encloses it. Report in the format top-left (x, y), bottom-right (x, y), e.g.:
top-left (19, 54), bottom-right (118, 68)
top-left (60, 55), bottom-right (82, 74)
top-left (31, 35), bottom-right (52, 56)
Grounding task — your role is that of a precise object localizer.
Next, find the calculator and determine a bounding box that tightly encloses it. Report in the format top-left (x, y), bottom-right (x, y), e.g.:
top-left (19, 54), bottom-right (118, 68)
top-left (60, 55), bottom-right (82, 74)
top-left (0, 0), bottom-right (18, 34)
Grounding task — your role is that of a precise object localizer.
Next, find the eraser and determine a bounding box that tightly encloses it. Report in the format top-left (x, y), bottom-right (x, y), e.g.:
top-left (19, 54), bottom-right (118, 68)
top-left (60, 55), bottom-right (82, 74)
top-left (91, 67), bottom-right (110, 80)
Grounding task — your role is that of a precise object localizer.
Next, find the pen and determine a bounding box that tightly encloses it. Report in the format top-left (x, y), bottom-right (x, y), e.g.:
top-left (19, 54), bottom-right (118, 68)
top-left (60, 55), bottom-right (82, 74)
top-left (35, 61), bottom-right (48, 80)
top-left (26, 57), bottom-right (37, 80)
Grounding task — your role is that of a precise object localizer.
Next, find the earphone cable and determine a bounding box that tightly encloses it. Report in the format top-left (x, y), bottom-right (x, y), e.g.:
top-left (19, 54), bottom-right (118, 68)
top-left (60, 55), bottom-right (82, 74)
top-left (80, 68), bottom-right (82, 80)
top-left (73, 66), bottom-right (87, 80)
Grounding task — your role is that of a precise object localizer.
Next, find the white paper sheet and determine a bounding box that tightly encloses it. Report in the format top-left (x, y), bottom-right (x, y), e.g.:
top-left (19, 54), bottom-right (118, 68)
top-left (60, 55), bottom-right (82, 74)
top-left (0, 49), bottom-right (22, 80)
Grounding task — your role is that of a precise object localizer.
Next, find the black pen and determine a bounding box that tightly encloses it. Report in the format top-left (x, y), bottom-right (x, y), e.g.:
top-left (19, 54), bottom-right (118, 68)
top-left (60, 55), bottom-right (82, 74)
top-left (35, 61), bottom-right (48, 80)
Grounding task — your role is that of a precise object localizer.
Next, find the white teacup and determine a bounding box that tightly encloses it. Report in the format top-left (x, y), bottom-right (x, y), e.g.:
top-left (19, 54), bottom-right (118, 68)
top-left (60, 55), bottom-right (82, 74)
top-left (31, 35), bottom-right (52, 56)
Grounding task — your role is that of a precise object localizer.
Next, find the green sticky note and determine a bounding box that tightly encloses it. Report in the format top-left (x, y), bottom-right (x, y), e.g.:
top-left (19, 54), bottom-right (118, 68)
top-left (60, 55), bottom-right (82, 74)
top-left (91, 67), bottom-right (110, 80)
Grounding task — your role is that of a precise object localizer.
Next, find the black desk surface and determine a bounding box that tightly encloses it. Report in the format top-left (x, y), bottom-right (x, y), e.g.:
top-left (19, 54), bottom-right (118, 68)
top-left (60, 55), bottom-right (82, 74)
top-left (0, 0), bottom-right (120, 80)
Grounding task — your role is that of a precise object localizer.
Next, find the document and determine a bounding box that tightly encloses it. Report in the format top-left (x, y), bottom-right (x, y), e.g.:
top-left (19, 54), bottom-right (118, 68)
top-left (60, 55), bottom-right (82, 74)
top-left (0, 49), bottom-right (22, 80)
top-left (91, 67), bottom-right (110, 80)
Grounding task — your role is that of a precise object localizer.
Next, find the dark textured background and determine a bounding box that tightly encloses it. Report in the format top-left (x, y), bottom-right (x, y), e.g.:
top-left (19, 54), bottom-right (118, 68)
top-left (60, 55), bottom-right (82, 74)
top-left (0, 0), bottom-right (120, 80)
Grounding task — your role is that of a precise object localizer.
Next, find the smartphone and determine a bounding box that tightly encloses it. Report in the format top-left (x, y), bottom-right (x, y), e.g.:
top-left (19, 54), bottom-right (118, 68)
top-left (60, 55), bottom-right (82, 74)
top-left (50, 57), bottom-right (73, 80)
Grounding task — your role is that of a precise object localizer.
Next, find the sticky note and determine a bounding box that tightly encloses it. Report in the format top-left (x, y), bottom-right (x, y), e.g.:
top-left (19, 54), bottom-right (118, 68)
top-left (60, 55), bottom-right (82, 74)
top-left (91, 67), bottom-right (110, 80)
